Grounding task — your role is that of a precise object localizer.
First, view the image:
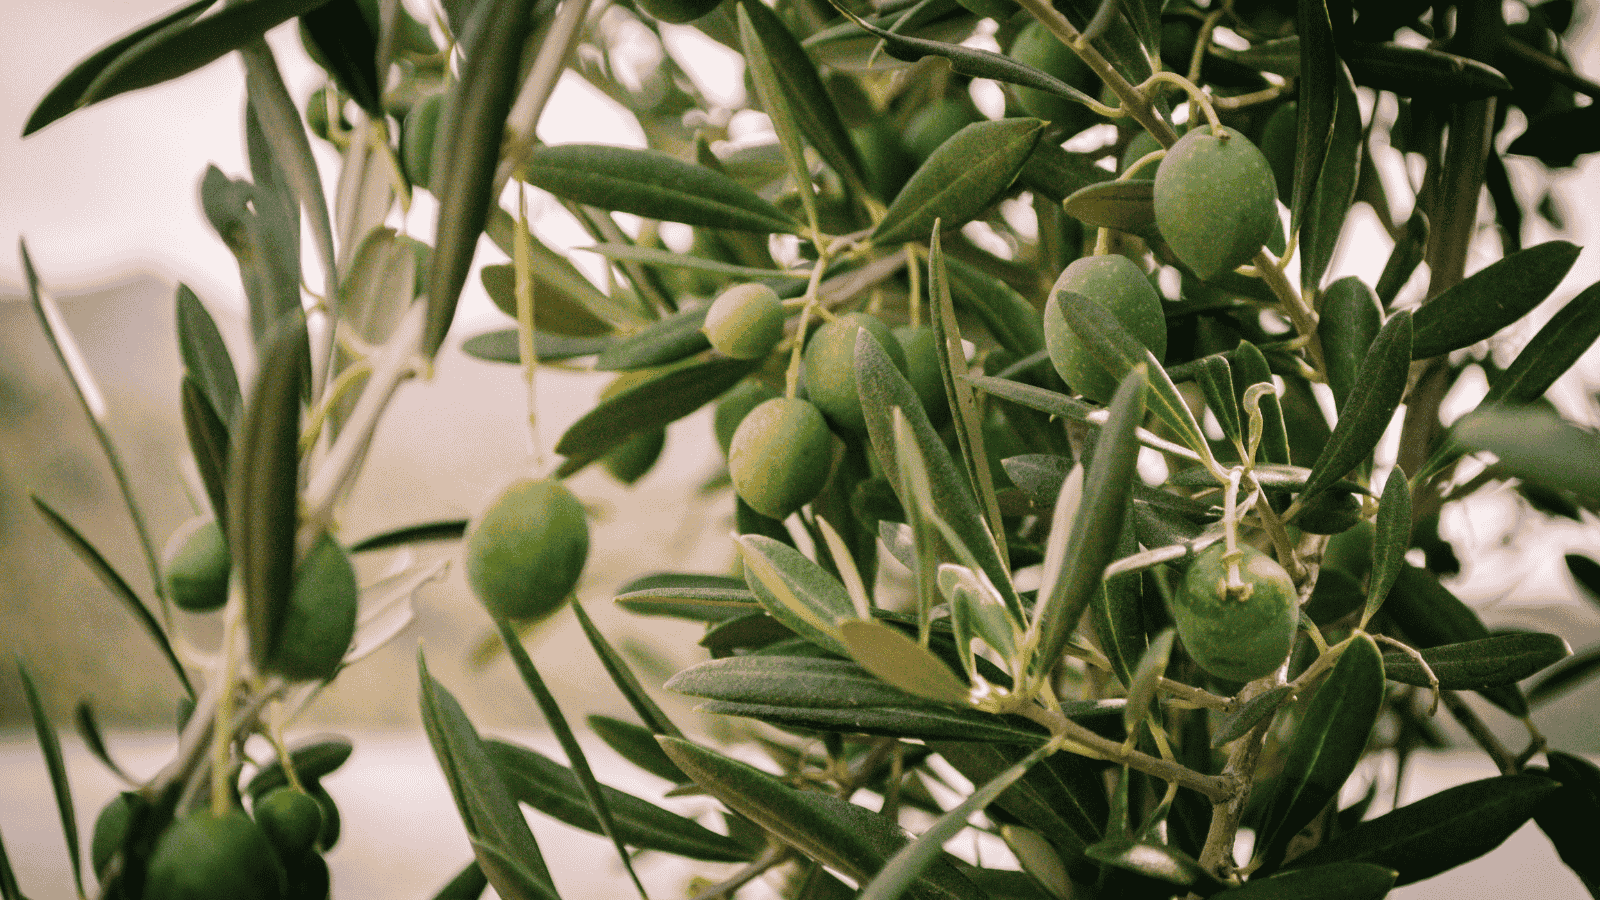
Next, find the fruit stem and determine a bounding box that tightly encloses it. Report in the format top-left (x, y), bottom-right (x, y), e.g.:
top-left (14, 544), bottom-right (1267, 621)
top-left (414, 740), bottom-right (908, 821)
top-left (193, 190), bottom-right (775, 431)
top-left (1019, 702), bottom-right (1237, 802)
top-left (514, 184), bottom-right (544, 470)
top-left (1373, 633), bottom-right (1440, 714)
top-left (1136, 72), bottom-right (1223, 134)
top-left (785, 242), bottom-right (835, 399)
top-left (1251, 247), bottom-right (1326, 375)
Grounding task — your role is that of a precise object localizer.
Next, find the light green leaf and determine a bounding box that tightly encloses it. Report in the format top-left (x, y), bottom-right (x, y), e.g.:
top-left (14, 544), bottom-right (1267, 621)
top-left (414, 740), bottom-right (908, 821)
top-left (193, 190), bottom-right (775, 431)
top-left (1453, 405), bottom-right (1600, 505)
top-left (838, 618), bottom-right (970, 705)
top-left (1123, 629), bottom-right (1174, 736)
top-left (738, 535), bottom-right (852, 656)
top-left (874, 118), bottom-right (1044, 246)
top-left (594, 307), bottom-right (711, 371)
top-left (579, 243), bottom-right (806, 284)
top-left (18, 662), bottom-right (82, 898)
top-left (1062, 179), bottom-right (1156, 235)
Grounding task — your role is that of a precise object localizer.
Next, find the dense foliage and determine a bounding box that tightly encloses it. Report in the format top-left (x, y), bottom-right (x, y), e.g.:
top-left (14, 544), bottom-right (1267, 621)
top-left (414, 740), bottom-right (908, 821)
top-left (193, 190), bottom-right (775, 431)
top-left (12, 0), bottom-right (1600, 897)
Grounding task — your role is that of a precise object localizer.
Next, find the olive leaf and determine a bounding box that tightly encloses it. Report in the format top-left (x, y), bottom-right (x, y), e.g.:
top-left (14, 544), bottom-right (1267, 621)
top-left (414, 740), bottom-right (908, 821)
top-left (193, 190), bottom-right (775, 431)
top-left (1483, 278), bottom-right (1600, 406)
top-left (873, 119), bottom-right (1045, 246)
top-left (1528, 645), bottom-right (1600, 706)
top-left (1382, 565), bottom-right (1527, 716)
top-left (247, 737), bottom-right (354, 798)
top-left (299, 0), bottom-right (381, 116)
top-left (1123, 629), bottom-right (1175, 736)
top-left (1062, 180), bottom-right (1157, 236)
top-left (200, 166), bottom-right (302, 349)
top-left (430, 861), bottom-right (489, 900)
top-left (1318, 277), bottom-right (1383, 412)
top-left (1361, 468), bottom-right (1411, 627)
top-left (1375, 209), bottom-right (1429, 306)
top-left (594, 307), bottom-right (711, 371)
top-left (931, 741), bottom-right (1108, 852)
top-left (1211, 863), bottom-right (1397, 899)
top-left (18, 662), bottom-right (83, 898)
top-left (738, 534), bottom-right (854, 656)
top-left (175, 284), bottom-right (242, 430)
top-left (837, 618), bottom-right (972, 705)
top-left (569, 598), bottom-right (684, 740)
top-left (1409, 241), bottom-right (1582, 360)
top-left (579, 243), bottom-right (807, 284)
top-left (1452, 405), bottom-right (1600, 506)
top-left (1212, 685), bottom-right (1294, 748)
top-left (942, 255), bottom-right (1049, 358)
top-left (588, 715), bottom-right (690, 784)
top-left (1291, 0), bottom-right (1338, 234)
top-left (1533, 752), bottom-right (1600, 896)
top-left (1301, 62), bottom-right (1362, 296)
top-left (180, 374), bottom-right (232, 534)
top-left (1230, 342), bottom-right (1292, 465)
top-left (1382, 633), bottom-right (1570, 690)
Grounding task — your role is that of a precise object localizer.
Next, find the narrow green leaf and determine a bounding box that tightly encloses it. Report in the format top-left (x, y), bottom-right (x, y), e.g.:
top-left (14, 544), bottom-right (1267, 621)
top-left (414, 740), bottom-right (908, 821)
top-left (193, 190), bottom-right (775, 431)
top-left (1528, 645), bottom-right (1600, 706)
top-left (30, 496), bottom-right (192, 696)
top-left (246, 737), bottom-right (353, 798)
top-left (430, 859), bottom-right (489, 900)
top-left (1061, 180), bottom-right (1156, 236)
top-left (0, 824), bottom-right (21, 900)
top-left (1256, 634), bottom-right (1384, 872)
top-left (1301, 63), bottom-right (1361, 296)
top-left (338, 228), bottom-right (426, 348)
top-left (522, 144), bottom-right (798, 234)
top-left (738, 534), bottom-right (853, 656)
top-left (70, 0), bottom-right (331, 110)
top-left (74, 701), bottom-right (134, 784)
top-left (579, 243), bottom-right (805, 284)
top-left (1196, 355), bottom-right (1242, 446)
top-left (299, 0), bottom-right (381, 116)
top-left (17, 662), bottom-right (82, 898)
top-left (859, 741), bottom-right (1055, 900)
top-left (495, 621), bottom-right (650, 898)
top-left (424, 0), bottom-right (542, 357)
top-left (614, 585), bottom-right (761, 622)
top-left (180, 375), bottom-right (232, 531)
top-left (1031, 367), bottom-right (1147, 676)
top-left (931, 741), bottom-right (1107, 850)
top-left (942, 255), bottom-right (1049, 358)
top-left (461, 330), bottom-right (610, 364)
top-left (1534, 751), bottom-right (1600, 896)
top-left (838, 618), bottom-right (971, 705)
top-left (658, 736), bottom-right (988, 900)
top-left (468, 838), bottom-right (557, 900)
top-left (1292, 0), bottom-right (1337, 233)
top-left (22, 0), bottom-right (217, 135)
top-left (1374, 209), bottom-right (1428, 306)
top-left (1410, 241), bottom-right (1582, 360)
top-left (1383, 632), bottom-right (1571, 690)
top-left (1212, 685), bottom-right (1293, 748)
top-left (1292, 311), bottom-right (1410, 514)
top-left (1317, 277), bottom-right (1382, 412)
top-left (200, 166), bottom-right (301, 348)
top-left (1018, 141), bottom-right (1114, 206)
top-left (1090, 524), bottom-right (1148, 687)
top-left (229, 313), bottom-right (307, 673)
top-left (737, 2), bottom-right (818, 229)
top-left (594, 307), bottom-right (710, 371)
top-left (554, 356), bottom-right (759, 476)
top-left (1361, 468), bottom-right (1410, 627)
top-left (568, 598), bottom-right (683, 739)
top-left (1286, 774), bottom-right (1560, 885)
top-left (1382, 564), bottom-right (1525, 715)
top-left (1123, 629), bottom-right (1174, 737)
top-left (348, 519), bottom-right (468, 553)
top-left (1212, 863), bottom-right (1396, 899)
top-left (418, 652), bottom-right (559, 900)
top-left (588, 715), bottom-right (689, 784)
top-left (1085, 836), bottom-right (1218, 888)
top-left (1453, 405), bottom-right (1600, 505)
top-left (1485, 279), bottom-right (1600, 406)
top-left (485, 209), bottom-right (645, 331)
top-left (1345, 43), bottom-right (1512, 102)
top-left (1565, 554), bottom-right (1600, 607)
top-left (486, 738), bottom-right (752, 862)
top-left (175, 284), bottom-right (242, 429)
top-left (873, 118), bottom-right (1044, 246)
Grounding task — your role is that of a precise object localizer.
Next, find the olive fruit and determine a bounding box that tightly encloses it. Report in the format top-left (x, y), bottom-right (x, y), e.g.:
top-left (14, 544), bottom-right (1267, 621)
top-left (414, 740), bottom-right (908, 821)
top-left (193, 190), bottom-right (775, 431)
top-left (1153, 126), bottom-right (1279, 281)
top-left (715, 379), bottom-right (781, 456)
top-left (905, 98), bottom-right (982, 161)
top-left (263, 534), bottom-right (358, 682)
top-left (400, 91), bottom-right (444, 190)
top-left (728, 398), bottom-right (838, 520)
top-left (91, 791), bottom-right (144, 878)
top-left (1293, 488), bottom-right (1364, 535)
top-left (465, 477), bottom-right (589, 621)
top-left (1043, 255), bottom-right (1167, 404)
top-left (851, 122), bottom-right (916, 201)
top-left (144, 809), bottom-right (287, 900)
top-left (1008, 22), bottom-right (1097, 131)
top-left (893, 324), bottom-right (948, 425)
top-left (1322, 518), bottom-right (1376, 581)
top-left (1259, 101), bottom-right (1298, 203)
top-left (1120, 130), bottom-right (1164, 180)
top-left (254, 788), bottom-right (325, 860)
top-left (802, 312), bottom-right (908, 432)
top-left (163, 516), bottom-right (231, 612)
top-left (635, 0), bottom-right (722, 23)
top-left (703, 284), bottom-right (785, 360)
top-left (1172, 543), bottom-right (1299, 683)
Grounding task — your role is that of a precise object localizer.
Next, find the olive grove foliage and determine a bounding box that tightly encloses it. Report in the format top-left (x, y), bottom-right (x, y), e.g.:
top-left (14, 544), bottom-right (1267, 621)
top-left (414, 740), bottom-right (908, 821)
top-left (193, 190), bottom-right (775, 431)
top-left (12, 0), bottom-right (1600, 896)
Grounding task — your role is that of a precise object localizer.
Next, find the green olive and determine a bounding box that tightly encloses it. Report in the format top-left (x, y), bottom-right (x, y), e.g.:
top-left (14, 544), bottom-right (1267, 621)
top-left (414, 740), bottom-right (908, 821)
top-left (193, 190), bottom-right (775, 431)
top-left (1120, 130), bottom-right (1164, 180)
top-left (1008, 22), bottom-right (1097, 132)
top-left (1043, 254), bottom-right (1167, 404)
top-left (1259, 101), bottom-right (1298, 204)
top-left (144, 809), bottom-right (287, 900)
top-left (91, 792), bottom-right (144, 879)
top-left (263, 534), bottom-right (358, 682)
top-left (254, 788), bottom-right (325, 860)
top-left (904, 98), bottom-right (982, 162)
top-left (1293, 488), bottom-right (1364, 535)
top-left (1172, 543), bottom-right (1299, 683)
top-left (728, 398), bottom-right (838, 520)
top-left (703, 284), bottom-right (785, 360)
top-left (893, 324), bottom-right (948, 426)
top-left (802, 312), bottom-right (908, 432)
top-left (465, 477), bottom-right (589, 621)
top-left (163, 516), bottom-right (231, 613)
top-left (1153, 126), bottom-right (1279, 281)
top-left (714, 379), bottom-right (782, 457)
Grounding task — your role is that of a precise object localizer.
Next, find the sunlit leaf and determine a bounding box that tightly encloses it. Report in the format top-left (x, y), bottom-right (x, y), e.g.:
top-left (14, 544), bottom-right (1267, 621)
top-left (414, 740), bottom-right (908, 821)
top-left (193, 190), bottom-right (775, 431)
top-left (873, 119), bottom-right (1045, 246)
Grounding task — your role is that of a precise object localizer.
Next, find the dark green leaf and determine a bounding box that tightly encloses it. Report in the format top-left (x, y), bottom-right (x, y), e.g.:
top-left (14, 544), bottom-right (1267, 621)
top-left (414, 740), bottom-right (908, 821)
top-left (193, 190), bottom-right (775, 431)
top-left (1453, 405), bottom-right (1600, 505)
top-left (1061, 180), bottom-right (1156, 236)
top-left (175, 284), bottom-right (241, 429)
top-left (229, 314), bottom-right (306, 674)
top-left (1230, 342), bottom-right (1291, 465)
top-left (1374, 209), bottom-right (1428, 306)
top-left (1382, 564), bottom-right (1525, 715)
top-left (348, 519), bottom-right (468, 552)
top-left (461, 329), bottom-right (611, 364)
top-left (1256, 635), bottom-right (1384, 871)
top-left (200, 166), bottom-right (301, 348)
top-left (418, 653), bottom-right (559, 900)
top-left (1534, 751), bottom-right (1600, 896)
top-left (0, 823), bottom-right (21, 900)
top-left (17, 662), bottom-right (82, 898)
top-left (1317, 277), bottom-right (1382, 412)
top-left (430, 860), bottom-right (489, 900)
top-left (246, 736), bottom-right (353, 797)
top-left (579, 242), bottom-right (804, 284)
top-left (1292, 0), bottom-right (1337, 233)
top-left (424, 0), bottom-right (542, 357)
top-left (588, 715), bottom-right (689, 784)
top-left (1345, 43), bottom-right (1512, 101)
top-left (180, 375), bottom-right (231, 531)
top-left (1362, 468), bottom-right (1410, 626)
top-left (1528, 644), bottom-right (1600, 706)
top-left (479, 263), bottom-right (615, 339)
top-left (1292, 311), bottom-right (1410, 514)
top-left (30, 496), bottom-right (192, 696)
top-left (555, 356), bottom-right (758, 476)
top-left (1017, 142), bottom-right (1113, 206)
top-left (1196, 355), bottom-right (1241, 446)
top-left (1383, 632), bottom-right (1571, 690)
top-left (657, 737), bottom-right (988, 900)
top-left (1410, 241), bottom-right (1581, 360)
top-left (523, 144), bottom-right (798, 234)
top-left (931, 742), bottom-right (1106, 851)
top-left (1506, 103), bottom-right (1600, 167)
top-left (595, 307), bottom-right (711, 371)
top-left (74, 701), bottom-right (133, 784)
top-left (873, 118), bottom-right (1044, 246)
top-left (568, 598), bottom-right (683, 739)
top-left (1301, 63), bottom-right (1361, 295)
top-left (1092, 525), bottom-right (1148, 688)
top-left (299, 0), bottom-right (381, 116)
top-left (1212, 863), bottom-right (1396, 899)
top-left (942, 255), bottom-right (1048, 358)
top-left (1212, 685), bottom-right (1293, 748)
top-left (1287, 774), bottom-right (1560, 885)
top-left (22, 0), bottom-right (217, 135)
top-left (486, 739), bottom-right (753, 862)
top-left (1485, 279), bottom-right (1600, 406)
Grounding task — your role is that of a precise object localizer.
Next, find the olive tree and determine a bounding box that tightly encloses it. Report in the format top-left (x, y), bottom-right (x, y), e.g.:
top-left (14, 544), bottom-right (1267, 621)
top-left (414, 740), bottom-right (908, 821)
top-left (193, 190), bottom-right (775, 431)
top-left (11, 0), bottom-right (1600, 897)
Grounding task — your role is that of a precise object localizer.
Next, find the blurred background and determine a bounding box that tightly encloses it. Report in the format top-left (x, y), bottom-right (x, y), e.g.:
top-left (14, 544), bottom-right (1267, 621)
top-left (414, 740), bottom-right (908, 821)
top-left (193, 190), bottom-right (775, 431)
top-left (3, 1), bottom-right (1600, 897)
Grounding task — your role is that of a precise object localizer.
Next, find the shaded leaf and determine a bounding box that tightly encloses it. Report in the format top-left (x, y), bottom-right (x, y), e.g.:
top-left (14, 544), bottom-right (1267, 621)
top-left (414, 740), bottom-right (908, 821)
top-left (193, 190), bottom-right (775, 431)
top-left (1196, 355), bottom-right (1241, 446)
top-left (568, 598), bottom-right (683, 739)
top-left (1507, 104), bottom-right (1600, 168)
top-left (1410, 241), bottom-right (1581, 359)
top-left (1301, 63), bottom-right (1362, 295)
top-left (299, 0), bottom-right (381, 116)
top-left (1345, 43), bottom-right (1512, 101)
top-left (246, 736), bottom-right (353, 798)
top-left (933, 741), bottom-right (1107, 852)
top-left (73, 701), bottom-right (133, 785)
top-left (1212, 863), bottom-right (1396, 899)
top-left (943, 255), bottom-right (1049, 358)
top-left (0, 824), bottom-right (21, 900)
top-left (1123, 628), bottom-right (1174, 736)
top-left (1484, 278), bottom-right (1600, 406)
top-left (1317, 277), bottom-right (1382, 412)
top-left (430, 860), bottom-right (489, 900)
top-left (1528, 644), bottom-right (1600, 706)
top-left (1230, 342), bottom-right (1291, 465)
top-left (873, 119), bottom-right (1045, 246)
top-left (180, 374), bottom-right (231, 533)
top-left (1453, 405), bottom-right (1600, 505)
top-left (1085, 836), bottom-right (1219, 889)
top-left (588, 715), bottom-right (689, 784)
top-left (18, 662), bottom-right (82, 898)
top-left (1287, 774), bottom-right (1560, 885)
top-left (200, 165), bottom-right (301, 348)
top-left (1382, 564), bottom-right (1526, 715)
top-left (1090, 525), bottom-right (1147, 688)
top-left (1212, 685), bottom-right (1293, 748)
top-left (1533, 751), bottom-right (1600, 896)
top-left (1374, 209), bottom-right (1428, 306)
top-left (461, 329), bottom-right (610, 364)
top-left (1383, 632), bottom-right (1571, 690)
top-left (1061, 180), bottom-right (1156, 236)
top-left (595, 307), bottom-right (710, 371)
top-left (348, 519), bottom-right (468, 553)
top-left (1361, 468), bottom-right (1410, 627)
top-left (1291, 0), bottom-right (1337, 232)
top-left (175, 283), bottom-right (242, 429)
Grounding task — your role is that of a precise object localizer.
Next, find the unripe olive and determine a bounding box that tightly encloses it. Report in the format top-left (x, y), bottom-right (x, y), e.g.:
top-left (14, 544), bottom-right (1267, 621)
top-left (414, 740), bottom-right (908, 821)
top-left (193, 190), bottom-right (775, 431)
top-left (1172, 543), bottom-right (1299, 683)
top-left (803, 312), bottom-right (908, 432)
top-left (284, 851), bottom-right (331, 900)
top-left (1008, 22), bottom-right (1097, 132)
top-left (91, 791), bottom-right (144, 879)
top-left (144, 809), bottom-right (287, 900)
top-left (893, 324), bottom-right (948, 425)
top-left (715, 379), bottom-right (782, 457)
top-left (703, 284), bottom-right (785, 360)
top-left (1259, 101), bottom-right (1298, 204)
top-left (1120, 130), bottom-right (1164, 180)
top-left (254, 788), bottom-right (325, 860)
top-left (1043, 255), bottom-right (1167, 404)
top-left (465, 477), bottom-right (589, 621)
top-left (728, 398), bottom-right (838, 520)
top-left (1322, 518), bottom-right (1376, 581)
top-left (851, 122), bottom-right (916, 201)
top-left (1153, 126), bottom-right (1279, 281)
top-left (264, 534), bottom-right (358, 682)
top-left (163, 516), bottom-right (231, 612)
top-left (1293, 488), bottom-right (1364, 535)
top-left (400, 91), bottom-right (444, 190)
top-left (635, 0), bottom-right (722, 23)
top-left (905, 98), bottom-right (982, 161)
